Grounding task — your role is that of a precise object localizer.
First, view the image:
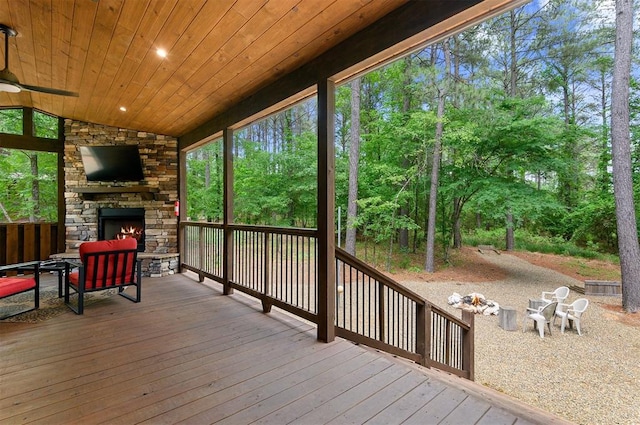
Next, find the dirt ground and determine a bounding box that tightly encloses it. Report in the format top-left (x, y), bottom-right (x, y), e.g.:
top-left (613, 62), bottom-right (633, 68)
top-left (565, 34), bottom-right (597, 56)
top-left (387, 245), bottom-right (622, 283)
top-left (389, 246), bottom-right (639, 327)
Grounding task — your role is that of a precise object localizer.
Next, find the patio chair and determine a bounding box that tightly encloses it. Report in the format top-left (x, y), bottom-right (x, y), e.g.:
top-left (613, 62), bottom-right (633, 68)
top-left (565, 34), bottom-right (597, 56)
top-left (523, 301), bottom-right (557, 338)
top-left (0, 261), bottom-right (40, 320)
top-left (541, 286), bottom-right (570, 305)
top-left (554, 298), bottom-right (589, 335)
top-left (64, 238), bottom-right (142, 314)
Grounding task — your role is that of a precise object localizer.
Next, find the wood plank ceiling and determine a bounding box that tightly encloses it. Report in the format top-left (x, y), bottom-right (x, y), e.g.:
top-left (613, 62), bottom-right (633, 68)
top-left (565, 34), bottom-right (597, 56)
top-left (0, 0), bottom-right (522, 139)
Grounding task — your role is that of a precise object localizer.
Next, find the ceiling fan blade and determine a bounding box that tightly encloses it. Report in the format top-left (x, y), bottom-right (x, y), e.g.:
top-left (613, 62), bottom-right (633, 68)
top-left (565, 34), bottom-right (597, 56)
top-left (19, 82), bottom-right (79, 97)
top-left (0, 77), bottom-right (21, 93)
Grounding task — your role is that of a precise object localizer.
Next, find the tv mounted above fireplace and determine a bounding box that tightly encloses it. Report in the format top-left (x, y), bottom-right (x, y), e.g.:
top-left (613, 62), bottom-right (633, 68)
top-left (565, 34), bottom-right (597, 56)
top-left (80, 145), bottom-right (145, 182)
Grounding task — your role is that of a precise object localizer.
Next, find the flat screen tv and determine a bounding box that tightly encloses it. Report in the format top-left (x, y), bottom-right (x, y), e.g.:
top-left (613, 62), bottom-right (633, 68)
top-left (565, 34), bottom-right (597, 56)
top-left (79, 145), bottom-right (145, 182)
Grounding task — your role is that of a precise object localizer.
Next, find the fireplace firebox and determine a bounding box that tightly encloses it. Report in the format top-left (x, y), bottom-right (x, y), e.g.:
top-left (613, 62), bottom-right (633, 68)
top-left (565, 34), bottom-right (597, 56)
top-left (98, 208), bottom-right (145, 252)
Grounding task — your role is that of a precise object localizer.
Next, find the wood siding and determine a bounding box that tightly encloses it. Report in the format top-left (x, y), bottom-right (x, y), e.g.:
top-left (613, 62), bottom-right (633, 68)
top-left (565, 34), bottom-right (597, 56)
top-left (0, 222), bottom-right (58, 265)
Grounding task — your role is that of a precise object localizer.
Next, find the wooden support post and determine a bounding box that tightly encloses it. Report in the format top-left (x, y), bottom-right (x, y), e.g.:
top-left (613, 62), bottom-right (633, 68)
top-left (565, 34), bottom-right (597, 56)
top-left (462, 310), bottom-right (475, 381)
top-left (222, 128), bottom-right (234, 295)
top-left (57, 117), bottom-right (66, 254)
top-left (416, 302), bottom-right (430, 367)
top-left (178, 147), bottom-right (187, 272)
top-left (317, 78), bottom-right (336, 343)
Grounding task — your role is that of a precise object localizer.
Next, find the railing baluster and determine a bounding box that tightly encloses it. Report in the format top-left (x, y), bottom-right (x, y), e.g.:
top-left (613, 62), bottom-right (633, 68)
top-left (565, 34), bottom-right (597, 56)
top-left (264, 231), bottom-right (270, 296)
top-left (178, 223), bottom-right (473, 380)
top-left (379, 282), bottom-right (385, 344)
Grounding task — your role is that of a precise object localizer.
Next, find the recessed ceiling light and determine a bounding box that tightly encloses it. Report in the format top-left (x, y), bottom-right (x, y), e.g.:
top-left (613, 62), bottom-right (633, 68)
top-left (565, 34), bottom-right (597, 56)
top-left (119, 106), bottom-right (127, 112)
top-left (156, 48), bottom-right (167, 58)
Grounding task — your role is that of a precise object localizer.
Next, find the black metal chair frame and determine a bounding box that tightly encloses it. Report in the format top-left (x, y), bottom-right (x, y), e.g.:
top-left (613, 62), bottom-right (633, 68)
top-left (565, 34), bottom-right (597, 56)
top-left (0, 261), bottom-right (40, 320)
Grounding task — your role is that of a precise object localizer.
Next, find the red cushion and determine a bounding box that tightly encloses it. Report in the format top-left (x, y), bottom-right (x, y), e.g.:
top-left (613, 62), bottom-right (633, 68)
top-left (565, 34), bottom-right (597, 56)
top-left (79, 238), bottom-right (137, 256)
top-left (0, 277), bottom-right (37, 298)
top-left (76, 239), bottom-right (137, 289)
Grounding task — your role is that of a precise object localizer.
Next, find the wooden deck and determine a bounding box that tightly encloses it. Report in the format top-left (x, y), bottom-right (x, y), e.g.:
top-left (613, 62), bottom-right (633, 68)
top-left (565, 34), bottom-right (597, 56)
top-left (0, 273), bottom-right (571, 425)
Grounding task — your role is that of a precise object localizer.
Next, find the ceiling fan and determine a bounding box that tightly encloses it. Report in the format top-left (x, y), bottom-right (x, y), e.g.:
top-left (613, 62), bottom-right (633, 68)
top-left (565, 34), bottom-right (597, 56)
top-left (0, 24), bottom-right (79, 97)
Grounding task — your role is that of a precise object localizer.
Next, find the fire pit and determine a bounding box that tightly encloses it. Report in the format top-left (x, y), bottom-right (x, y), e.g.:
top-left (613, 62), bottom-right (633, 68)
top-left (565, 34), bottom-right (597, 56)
top-left (447, 292), bottom-right (500, 315)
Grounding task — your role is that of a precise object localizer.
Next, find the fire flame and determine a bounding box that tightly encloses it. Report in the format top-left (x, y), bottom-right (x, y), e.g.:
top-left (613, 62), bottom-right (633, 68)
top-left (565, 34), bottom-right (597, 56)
top-left (116, 226), bottom-right (143, 240)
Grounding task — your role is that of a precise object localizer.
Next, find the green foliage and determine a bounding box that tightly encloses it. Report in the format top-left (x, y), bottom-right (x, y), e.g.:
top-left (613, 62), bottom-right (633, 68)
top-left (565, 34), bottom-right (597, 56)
top-left (182, 1), bottom-right (634, 263)
top-left (0, 150), bottom-right (58, 222)
top-left (0, 108), bottom-right (23, 135)
top-left (564, 191), bottom-right (618, 252)
top-left (464, 228), bottom-right (605, 260)
top-left (33, 110), bottom-right (59, 139)
top-left (0, 108), bottom-right (60, 222)
top-left (186, 142), bottom-right (223, 221)
top-left (186, 106), bottom-right (318, 227)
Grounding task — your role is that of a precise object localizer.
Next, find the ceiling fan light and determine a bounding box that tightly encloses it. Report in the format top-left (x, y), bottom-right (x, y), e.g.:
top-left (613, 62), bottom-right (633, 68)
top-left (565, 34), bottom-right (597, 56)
top-left (0, 82), bottom-right (20, 93)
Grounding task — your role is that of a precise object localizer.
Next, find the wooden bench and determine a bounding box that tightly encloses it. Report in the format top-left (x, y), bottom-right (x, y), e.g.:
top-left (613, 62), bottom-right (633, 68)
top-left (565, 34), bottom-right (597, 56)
top-left (585, 280), bottom-right (621, 296)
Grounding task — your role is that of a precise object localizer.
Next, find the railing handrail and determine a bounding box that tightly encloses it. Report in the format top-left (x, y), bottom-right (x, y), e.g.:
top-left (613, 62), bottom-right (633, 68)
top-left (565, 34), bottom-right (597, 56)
top-left (335, 247), bottom-right (471, 331)
top-left (181, 222), bottom-right (474, 379)
top-left (335, 247), bottom-right (425, 305)
top-left (180, 221), bottom-right (317, 237)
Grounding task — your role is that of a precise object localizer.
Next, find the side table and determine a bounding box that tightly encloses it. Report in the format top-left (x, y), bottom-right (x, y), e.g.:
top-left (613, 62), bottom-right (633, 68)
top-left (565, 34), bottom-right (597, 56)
top-left (41, 261), bottom-right (68, 298)
top-left (19, 261), bottom-right (67, 298)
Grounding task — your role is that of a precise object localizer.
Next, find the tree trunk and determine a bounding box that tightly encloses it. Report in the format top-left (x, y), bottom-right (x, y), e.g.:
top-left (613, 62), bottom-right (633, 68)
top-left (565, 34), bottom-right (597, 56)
top-left (505, 210), bottom-right (515, 251)
top-left (425, 39), bottom-right (450, 272)
top-left (399, 57), bottom-right (412, 251)
top-left (204, 150), bottom-right (211, 188)
top-left (345, 78), bottom-right (361, 256)
top-left (0, 201), bottom-right (12, 222)
top-left (504, 10), bottom-right (517, 250)
top-left (30, 154), bottom-right (39, 221)
top-left (452, 197), bottom-right (462, 249)
top-left (611, 0), bottom-right (640, 313)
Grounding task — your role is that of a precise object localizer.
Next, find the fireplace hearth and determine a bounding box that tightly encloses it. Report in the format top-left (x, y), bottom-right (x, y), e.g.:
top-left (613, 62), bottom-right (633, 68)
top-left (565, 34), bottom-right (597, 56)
top-left (98, 208), bottom-right (145, 252)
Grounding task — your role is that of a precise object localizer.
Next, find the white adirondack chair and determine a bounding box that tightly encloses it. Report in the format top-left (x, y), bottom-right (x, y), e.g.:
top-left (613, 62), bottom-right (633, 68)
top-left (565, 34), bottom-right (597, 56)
top-left (541, 286), bottom-right (570, 305)
top-left (523, 302), bottom-right (558, 338)
top-left (554, 298), bottom-right (589, 336)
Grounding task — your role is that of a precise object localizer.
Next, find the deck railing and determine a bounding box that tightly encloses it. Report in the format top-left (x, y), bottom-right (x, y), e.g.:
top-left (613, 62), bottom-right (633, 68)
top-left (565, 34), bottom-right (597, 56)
top-left (0, 222), bottom-right (60, 265)
top-left (181, 222), bottom-right (318, 322)
top-left (180, 222), bottom-right (474, 379)
top-left (335, 247), bottom-right (474, 379)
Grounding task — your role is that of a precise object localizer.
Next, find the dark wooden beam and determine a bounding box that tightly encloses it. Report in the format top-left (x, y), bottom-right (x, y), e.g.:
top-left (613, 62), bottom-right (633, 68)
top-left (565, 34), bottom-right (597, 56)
top-left (179, 0), bottom-right (482, 149)
top-left (57, 116), bottom-right (66, 253)
top-left (316, 79), bottom-right (335, 343)
top-left (178, 148), bottom-right (187, 271)
top-left (222, 128), bottom-right (234, 296)
top-left (23, 107), bottom-right (34, 138)
top-left (0, 133), bottom-right (62, 153)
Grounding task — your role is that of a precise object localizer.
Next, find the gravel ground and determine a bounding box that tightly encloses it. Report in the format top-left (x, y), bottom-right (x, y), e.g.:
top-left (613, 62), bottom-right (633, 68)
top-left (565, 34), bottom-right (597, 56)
top-left (401, 251), bottom-right (640, 425)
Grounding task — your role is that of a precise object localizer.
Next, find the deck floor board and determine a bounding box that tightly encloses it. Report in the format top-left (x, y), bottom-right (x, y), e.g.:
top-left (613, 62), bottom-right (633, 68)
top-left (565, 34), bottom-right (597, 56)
top-left (0, 273), bottom-right (569, 424)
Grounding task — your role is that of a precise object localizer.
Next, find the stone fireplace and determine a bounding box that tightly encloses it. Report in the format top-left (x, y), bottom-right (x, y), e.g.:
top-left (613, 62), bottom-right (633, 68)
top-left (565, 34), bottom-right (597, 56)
top-left (62, 120), bottom-right (180, 276)
top-left (98, 208), bottom-right (146, 252)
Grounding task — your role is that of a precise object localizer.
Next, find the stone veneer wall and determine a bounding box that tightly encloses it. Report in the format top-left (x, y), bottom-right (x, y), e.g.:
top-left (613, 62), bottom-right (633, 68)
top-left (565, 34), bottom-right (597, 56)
top-left (64, 120), bottom-right (179, 260)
